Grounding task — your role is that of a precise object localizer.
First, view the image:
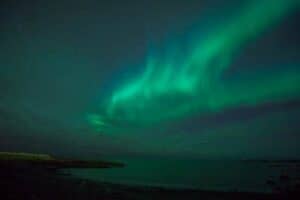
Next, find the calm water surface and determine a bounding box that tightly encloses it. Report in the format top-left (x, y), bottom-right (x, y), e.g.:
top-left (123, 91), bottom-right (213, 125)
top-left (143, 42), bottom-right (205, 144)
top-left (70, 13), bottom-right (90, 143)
top-left (68, 157), bottom-right (300, 193)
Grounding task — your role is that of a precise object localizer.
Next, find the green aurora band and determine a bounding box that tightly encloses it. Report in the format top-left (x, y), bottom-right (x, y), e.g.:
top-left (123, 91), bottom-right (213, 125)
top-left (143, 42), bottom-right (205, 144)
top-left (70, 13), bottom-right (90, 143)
top-left (90, 0), bottom-right (300, 131)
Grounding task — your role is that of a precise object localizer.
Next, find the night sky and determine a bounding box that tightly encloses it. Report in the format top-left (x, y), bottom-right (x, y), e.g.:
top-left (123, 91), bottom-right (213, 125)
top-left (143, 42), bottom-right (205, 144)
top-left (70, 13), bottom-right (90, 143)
top-left (0, 0), bottom-right (299, 159)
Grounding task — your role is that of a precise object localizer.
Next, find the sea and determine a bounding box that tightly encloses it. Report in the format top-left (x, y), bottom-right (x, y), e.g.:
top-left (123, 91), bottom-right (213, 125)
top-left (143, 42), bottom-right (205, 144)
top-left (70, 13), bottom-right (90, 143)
top-left (67, 157), bottom-right (300, 193)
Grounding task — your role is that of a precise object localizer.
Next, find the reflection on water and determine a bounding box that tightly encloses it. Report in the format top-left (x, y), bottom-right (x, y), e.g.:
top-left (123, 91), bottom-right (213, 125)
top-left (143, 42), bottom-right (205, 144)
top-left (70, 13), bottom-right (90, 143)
top-left (69, 158), bottom-right (300, 193)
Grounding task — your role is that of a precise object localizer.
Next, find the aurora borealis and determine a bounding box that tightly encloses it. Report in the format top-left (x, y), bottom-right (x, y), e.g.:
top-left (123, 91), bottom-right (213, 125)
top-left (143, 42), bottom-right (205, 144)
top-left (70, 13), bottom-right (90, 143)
top-left (0, 0), bottom-right (300, 159)
top-left (91, 0), bottom-right (300, 129)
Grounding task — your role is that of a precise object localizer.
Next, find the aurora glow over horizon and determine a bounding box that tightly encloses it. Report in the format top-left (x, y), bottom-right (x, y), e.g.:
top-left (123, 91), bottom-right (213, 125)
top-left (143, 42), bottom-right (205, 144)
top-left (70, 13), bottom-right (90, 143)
top-left (1, 0), bottom-right (300, 159)
top-left (90, 0), bottom-right (300, 130)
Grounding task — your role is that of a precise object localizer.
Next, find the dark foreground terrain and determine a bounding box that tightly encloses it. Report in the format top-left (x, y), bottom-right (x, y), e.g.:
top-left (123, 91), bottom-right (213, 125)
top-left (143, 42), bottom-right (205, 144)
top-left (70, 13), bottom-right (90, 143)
top-left (1, 164), bottom-right (300, 200)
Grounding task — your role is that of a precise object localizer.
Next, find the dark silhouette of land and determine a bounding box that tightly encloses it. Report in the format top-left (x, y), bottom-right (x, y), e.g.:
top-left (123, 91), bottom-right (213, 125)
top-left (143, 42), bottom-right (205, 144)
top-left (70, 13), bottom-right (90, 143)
top-left (1, 152), bottom-right (300, 200)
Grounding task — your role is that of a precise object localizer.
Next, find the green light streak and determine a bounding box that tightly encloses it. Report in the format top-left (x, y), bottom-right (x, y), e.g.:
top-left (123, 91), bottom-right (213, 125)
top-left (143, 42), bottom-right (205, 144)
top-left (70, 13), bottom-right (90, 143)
top-left (92, 0), bottom-right (299, 128)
